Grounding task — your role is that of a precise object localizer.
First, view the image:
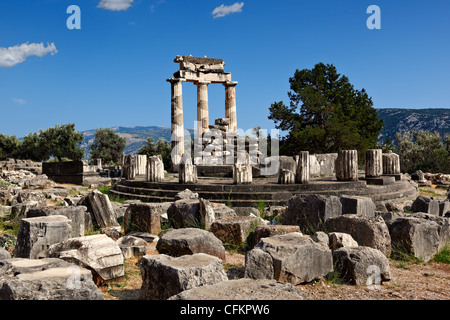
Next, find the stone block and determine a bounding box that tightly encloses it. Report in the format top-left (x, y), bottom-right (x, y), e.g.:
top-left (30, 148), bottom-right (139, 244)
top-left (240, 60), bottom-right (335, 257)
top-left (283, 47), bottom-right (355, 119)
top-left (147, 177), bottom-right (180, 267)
top-left (124, 203), bottom-right (161, 235)
top-left (332, 246), bottom-right (391, 286)
top-left (140, 253), bottom-right (228, 300)
top-left (116, 236), bottom-right (148, 259)
top-left (411, 196), bottom-right (440, 216)
top-left (245, 233), bottom-right (332, 284)
top-left (251, 225), bottom-right (301, 248)
top-left (387, 216), bottom-right (441, 262)
top-left (284, 194), bottom-right (342, 233)
top-left (26, 206), bottom-right (86, 238)
top-left (13, 215), bottom-right (72, 259)
top-left (167, 199), bottom-right (201, 228)
top-left (328, 232), bottom-right (358, 251)
top-left (48, 234), bottom-right (124, 281)
top-left (340, 196), bottom-right (376, 217)
top-left (85, 189), bottom-right (120, 229)
top-left (168, 278), bottom-right (307, 300)
top-left (210, 216), bottom-right (261, 246)
top-left (0, 258), bottom-right (104, 300)
top-left (325, 214), bottom-right (391, 257)
top-left (156, 228), bottom-right (226, 260)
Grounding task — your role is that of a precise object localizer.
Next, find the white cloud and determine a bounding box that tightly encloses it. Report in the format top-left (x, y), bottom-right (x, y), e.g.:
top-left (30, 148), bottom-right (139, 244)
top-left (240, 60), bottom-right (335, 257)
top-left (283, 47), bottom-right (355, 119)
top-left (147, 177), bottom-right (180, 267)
top-left (97, 0), bottom-right (134, 11)
top-left (11, 98), bottom-right (27, 105)
top-left (0, 42), bottom-right (58, 68)
top-left (212, 2), bottom-right (244, 18)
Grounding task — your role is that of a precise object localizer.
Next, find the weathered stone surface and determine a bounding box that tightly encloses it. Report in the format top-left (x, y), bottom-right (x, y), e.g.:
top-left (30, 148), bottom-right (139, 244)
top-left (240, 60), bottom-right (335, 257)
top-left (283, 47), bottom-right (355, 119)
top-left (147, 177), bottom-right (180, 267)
top-left (168, 278), bottom-right (307, 300)
top-left (387, 216), bottom-right (441, 262)
top-left (328, 232), bottom-right (358, 251)
top-left (247, 233), bottom-right (332, 284)
top-left (140, 253), bottom-right (228, 300)
top-left (411, 196), bottom-right (440, 216)
top-left (199, 198), bottom-right (215, 230)
top-left (210, 216), bottom-right (261, 246)
top-left (26, 206), bottom-right (86, 238)
top-left (10, 201), bottom-right (40, 219)
top-left (126, 231), bottom-right (159, 243)
top-left (146, 155), bottom-right (164, 182)
top-left (335, 150), bottom-right (358, 181)
top-left (167, 199), bottom-right (201, 228)
top-left (284, 194), bottom-right (342, 233)
top-left (48, 234), bottom-right (124, 281)
top-left (0, 248), bottom-right (11, 260)
top-left (365, 149), bottom-right (383, 178)
top-left (233, 164), bottom-right (252, 184)
top-left (382, 151), bottom-right (401, 175)
top-left (13, 215), bottom-right (72, 259)
top-left (251, 225), bottom-right (301, 248)
top-left (156, 228), bottom-right (226, 260)
top-left (179, 163), bottom-right (198, 184)
top-left (85, 189), bottom-right (120, 229)
top-left (233, 207), bottom-right (261, 217)
top-left (312, 231), bottom-right (329, 248)
top-left (116, 236), bottom-right (148, 259)
top-left (340, 196), bottom-right (376, 217)
top-left (13, 190), bottom-right (47, 206)
top-left (295, 151), bottom-right (310, 184)
top-left (332, 246), bottom-right (391, 286)
top-left (278, 169), bottom-right (295, 184)
top-left (325, 214), bottom-right (392, 257)
top-left (175, 189), bottom-right (199, 201)
top-left (123, 203), bottom-right (161, 235)
top-left (439, 200), bottom-right (450, 217)
top-left (0, 258), bottom-right (104, 300)
top-left (244, 248), bottom-right (274, 280)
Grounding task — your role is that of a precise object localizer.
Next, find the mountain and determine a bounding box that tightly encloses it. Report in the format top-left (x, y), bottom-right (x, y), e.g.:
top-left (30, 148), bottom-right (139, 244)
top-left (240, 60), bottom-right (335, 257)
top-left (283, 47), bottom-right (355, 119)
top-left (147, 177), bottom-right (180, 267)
top-left (80, 108), bottom-right (450, 159)
top-left (81, 126), bottom-right (173, 158)
top-left (377, 108), bottom-right (450, 143)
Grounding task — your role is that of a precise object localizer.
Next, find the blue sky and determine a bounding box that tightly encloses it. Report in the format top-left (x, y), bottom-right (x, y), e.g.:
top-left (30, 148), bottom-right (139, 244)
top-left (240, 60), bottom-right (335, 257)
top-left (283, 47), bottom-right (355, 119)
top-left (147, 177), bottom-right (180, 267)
top-left (1, 0), bottom-right (449, 137)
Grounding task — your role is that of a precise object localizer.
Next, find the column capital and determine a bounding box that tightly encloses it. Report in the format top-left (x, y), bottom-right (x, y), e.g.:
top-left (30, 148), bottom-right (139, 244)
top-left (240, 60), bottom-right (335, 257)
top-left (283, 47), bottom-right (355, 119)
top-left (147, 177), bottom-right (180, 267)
top-left (167, 78), bottom-right (186, 84)
top-left (223, 81), bottom-right (238, 87)
top-left (194, 80), bottom-right (211, 86)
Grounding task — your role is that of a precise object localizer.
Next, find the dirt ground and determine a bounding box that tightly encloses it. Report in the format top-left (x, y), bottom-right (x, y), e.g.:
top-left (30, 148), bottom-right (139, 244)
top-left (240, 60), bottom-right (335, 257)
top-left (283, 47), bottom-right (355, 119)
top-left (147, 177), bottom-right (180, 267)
top-left (100, 242), bottom-right (450, 301)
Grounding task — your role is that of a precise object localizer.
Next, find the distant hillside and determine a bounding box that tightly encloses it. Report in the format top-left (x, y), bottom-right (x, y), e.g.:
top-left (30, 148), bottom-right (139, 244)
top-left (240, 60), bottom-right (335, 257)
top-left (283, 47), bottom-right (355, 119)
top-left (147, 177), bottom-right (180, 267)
top-left (80, 109), bottom-right (450, 159)
top-left (377, 108), bottom-right (450, 143)
top-left (81, 126), bottom-right (175, 159)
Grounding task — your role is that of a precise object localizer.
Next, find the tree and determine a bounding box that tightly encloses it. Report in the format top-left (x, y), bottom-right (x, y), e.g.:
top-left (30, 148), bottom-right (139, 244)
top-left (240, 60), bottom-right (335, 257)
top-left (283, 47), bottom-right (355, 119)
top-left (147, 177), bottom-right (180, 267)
top-left (89, 128), bottom-right (126, 165)
top-left (19, 132), bottom-right (49, 161)
top-left (395, 130), bottom-right (450, 173)
top-left (138, 137), bottom-right (157, 158)
top-left (39, 123), bottom-right (85, 162)
top-left (0, 134), bottom-right (22, 160)
top-left (268, 63), bottom-right (384, 158)
top-left (138, 137), bottom-right (172, 170)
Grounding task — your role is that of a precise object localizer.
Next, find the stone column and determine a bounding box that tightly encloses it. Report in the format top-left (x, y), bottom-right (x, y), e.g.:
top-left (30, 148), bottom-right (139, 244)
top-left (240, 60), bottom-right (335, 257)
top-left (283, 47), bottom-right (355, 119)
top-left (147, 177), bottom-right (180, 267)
top-left (335, 150), bottom-right (358, 181)
top-left (365, 149), bottom-right (383, 178)
top-left (278, 169), bottom-right (295, 184)
top-left (196, 81), bottom-right (210, 139)
top-left (179, 163), bottom-right (198, 184)
top-left (382, 151), bottom-right (401, 175)
top-left (146, 155), bottom-right (164, 182)
top-left (296, 151), bottom-right (310, 184)
top-left (224, 81), bottom-right (238, 132)
top-left (168, 78), bottom-right (185, 172)
top-left (233, 164), bottom-right (252, 185)
top-left (122, 155), bottom-right (137, 180)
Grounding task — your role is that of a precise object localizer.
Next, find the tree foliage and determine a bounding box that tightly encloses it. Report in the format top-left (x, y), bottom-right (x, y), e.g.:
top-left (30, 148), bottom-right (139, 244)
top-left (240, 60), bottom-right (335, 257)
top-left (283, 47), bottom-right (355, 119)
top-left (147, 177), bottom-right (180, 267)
top-left (395, 130), bottom-right (450, 173)
top-left (0, 123), bottom-right (84, 162)
top-left (268, 63), bottom-right (384, 158)
top-left (89, 128), bottom-right (126, 165)
top-left (138, 137), bottom-right (172, 170)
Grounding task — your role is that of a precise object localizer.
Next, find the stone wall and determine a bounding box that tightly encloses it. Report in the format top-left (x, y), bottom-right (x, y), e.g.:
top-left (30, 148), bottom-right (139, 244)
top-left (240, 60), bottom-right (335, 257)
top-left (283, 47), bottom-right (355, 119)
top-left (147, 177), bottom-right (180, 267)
top-left (309, 153), bottom-right (338, 178)
top-left (42, 161), bottom-right (103, 185)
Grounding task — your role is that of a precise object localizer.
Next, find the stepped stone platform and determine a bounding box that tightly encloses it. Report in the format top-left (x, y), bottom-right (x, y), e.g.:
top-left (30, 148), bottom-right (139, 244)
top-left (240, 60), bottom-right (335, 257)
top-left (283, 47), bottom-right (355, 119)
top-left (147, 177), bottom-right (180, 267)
top-left (109, 173), bottom-right (418, 210)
